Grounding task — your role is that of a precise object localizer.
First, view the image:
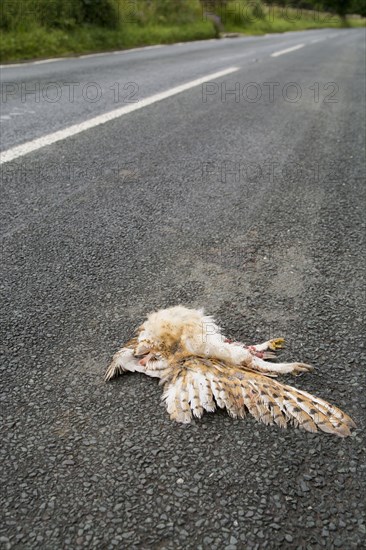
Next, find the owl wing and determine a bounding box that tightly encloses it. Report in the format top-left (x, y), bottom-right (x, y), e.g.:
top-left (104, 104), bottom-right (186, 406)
top-left (104, 338), bottom-right (138, 381)
top-left (160, 357), bottom-right (356, 437)
top-left (105, 338), bottom-right (170, 381)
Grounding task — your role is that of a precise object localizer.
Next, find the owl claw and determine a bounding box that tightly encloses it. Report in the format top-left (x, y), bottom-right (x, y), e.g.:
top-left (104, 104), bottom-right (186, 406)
top-left (292, 363), bottom-right (315, 375)
top-left (268, 338), bottom-right (285, 351)
top-left (262, 351), bottom-right (277, 360)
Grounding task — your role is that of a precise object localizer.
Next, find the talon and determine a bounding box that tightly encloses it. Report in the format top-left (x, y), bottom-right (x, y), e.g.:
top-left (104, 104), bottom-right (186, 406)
top-left (263, 351), bottom-right (277, 360)
top-left (268, 338), bottom-right (285, 351)
top-left (293, 363), bottom-right (314, 375)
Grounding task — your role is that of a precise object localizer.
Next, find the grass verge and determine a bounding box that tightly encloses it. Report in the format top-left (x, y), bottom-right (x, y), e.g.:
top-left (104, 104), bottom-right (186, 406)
top-left (0, 22), bottom-right (215, 63)
top-left (222, 6), bottom-right (366, 34)
top-left (0, 14), bottom-right (364, 64)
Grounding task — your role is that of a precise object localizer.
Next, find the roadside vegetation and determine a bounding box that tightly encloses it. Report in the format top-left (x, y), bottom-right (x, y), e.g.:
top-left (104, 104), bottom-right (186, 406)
top-left (0, 0), bottom-right (365, 63)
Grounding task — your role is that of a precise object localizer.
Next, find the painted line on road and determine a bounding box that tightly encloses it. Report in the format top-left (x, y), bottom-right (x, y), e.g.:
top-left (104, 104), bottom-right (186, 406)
top-left (1, 57), bottom-right (70, 68)
top-left (33, 58), bottom-right (65, 65)
top-left (112, 45), bottom-right (165, 55)
top-left (271, 44), bottom-right (305, 57)
top-left (0, 66), bottom-right (239, 165)
top-left (0, 45), bottom-right (167, 69)
top-left (310, 39), bottom-right (325, 44)
top-left (79, 52), bottom-right (112, 59)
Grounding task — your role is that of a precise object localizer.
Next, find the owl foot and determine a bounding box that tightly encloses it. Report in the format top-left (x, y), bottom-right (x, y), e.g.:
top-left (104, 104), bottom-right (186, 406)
top-left (268, 338), bottom-right (285, 351)
top-left (247, 338), bottom-right (285, 357)
top-left (251, 356), bottom-right (314, 376)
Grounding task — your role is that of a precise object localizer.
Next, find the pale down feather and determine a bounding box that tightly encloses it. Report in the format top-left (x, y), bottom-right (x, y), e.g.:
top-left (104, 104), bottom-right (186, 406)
top-left (105, 306), bottom-right (356, 437)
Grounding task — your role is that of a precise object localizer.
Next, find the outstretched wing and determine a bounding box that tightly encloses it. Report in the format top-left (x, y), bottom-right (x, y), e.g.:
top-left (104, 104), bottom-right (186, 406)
top-left (160, 358), bottom-right (356, 437)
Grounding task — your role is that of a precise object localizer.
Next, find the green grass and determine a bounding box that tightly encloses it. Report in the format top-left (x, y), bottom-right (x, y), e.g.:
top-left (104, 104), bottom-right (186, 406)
top-left (0, 22), bottom-right (215, 63)
top-left (0, 6), bottom-right (364, 64)
top-left (225, 18), bottom-right (352, 35)
top-left (222, 6), bottom-right (365, 34)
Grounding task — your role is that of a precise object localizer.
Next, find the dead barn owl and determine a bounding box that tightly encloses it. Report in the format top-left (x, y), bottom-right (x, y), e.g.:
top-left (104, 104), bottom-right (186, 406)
top-left (105, 306), bottom-right (355, 436)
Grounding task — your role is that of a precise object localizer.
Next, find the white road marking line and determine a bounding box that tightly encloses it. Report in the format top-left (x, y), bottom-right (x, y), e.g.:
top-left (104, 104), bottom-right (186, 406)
top-left (0, 63), bottom-right (23, 68)
top-left (33, 58), bottom-right (65, 64)
top-left (0, 45), bottom-right (167, 68)
top-left (0, 66), bottom-right (239, 165)
top-left (79, 52), bottom-right (111, 59)
top-left (144, 45), bottom-right (165, 50)
top-left (113, 45), bottom-right (165, 55)
top-left (271, 44), bottom-right (305, 57)
top-left (1, 58), bottom-right (65, 68)
top-left (310, 39), bottom-right (325, 44)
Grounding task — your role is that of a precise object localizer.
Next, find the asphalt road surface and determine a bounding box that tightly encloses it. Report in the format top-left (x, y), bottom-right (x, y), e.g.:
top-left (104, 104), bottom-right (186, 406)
top-left (1, 29), bottom-right (365, 549)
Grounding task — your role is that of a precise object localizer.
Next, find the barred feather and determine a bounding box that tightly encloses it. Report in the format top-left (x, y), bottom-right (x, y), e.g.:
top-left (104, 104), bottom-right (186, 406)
top-left (161, 358), bottom-right (355, 437)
